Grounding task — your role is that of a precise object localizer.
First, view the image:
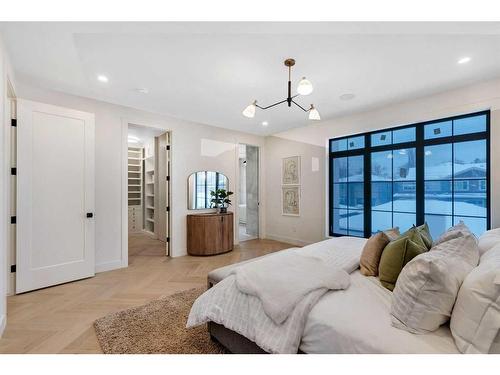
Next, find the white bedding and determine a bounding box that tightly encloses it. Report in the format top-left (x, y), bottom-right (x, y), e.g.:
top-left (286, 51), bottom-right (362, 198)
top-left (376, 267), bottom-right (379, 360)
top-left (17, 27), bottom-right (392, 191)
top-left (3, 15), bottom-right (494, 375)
top-left (234, 247), bottom-right (350, 324)
top-left (300, 270), bottom-right (460, 354)
top-left (188, 237), bottom-right (367, 353)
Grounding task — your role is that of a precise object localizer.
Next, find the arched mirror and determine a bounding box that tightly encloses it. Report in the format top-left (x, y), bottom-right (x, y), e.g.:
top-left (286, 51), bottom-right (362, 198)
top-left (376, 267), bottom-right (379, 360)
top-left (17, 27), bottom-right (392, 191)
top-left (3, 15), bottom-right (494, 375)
top-left (188, 171), bottom-right (229, 209)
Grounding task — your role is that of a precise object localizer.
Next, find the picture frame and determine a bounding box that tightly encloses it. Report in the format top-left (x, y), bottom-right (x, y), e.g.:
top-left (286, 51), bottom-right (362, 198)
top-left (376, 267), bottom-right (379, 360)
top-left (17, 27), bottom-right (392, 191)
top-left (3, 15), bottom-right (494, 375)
top-left (282, 156), bottom-right (300, 185)
top-left (282, 185), bottom-right (300, 216)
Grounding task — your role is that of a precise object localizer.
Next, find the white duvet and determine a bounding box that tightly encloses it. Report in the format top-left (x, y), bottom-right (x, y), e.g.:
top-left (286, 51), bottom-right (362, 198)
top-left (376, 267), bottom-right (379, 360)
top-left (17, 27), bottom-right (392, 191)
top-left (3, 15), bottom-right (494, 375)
top-left (186, 237), bottom-right (367, 353)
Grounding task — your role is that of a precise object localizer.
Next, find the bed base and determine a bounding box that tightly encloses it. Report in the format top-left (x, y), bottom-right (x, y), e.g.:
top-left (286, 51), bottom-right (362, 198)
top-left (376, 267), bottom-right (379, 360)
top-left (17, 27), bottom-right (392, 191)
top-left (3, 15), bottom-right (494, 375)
top-left (208, 321), bottom-right (268, 354)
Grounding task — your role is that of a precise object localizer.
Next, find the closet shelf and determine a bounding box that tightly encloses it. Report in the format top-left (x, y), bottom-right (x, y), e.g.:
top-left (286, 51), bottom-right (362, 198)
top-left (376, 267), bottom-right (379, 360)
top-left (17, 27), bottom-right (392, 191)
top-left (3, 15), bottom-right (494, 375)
top-left (146, 206), bottom-right (155, 209)
top-left (146, 218), bottom-right (155, 223)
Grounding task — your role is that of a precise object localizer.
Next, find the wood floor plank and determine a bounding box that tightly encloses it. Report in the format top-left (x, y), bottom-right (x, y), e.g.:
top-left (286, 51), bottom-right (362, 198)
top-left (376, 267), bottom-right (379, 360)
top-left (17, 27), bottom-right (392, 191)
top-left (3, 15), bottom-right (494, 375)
top-left (0, 236), bottom-right (291, 353)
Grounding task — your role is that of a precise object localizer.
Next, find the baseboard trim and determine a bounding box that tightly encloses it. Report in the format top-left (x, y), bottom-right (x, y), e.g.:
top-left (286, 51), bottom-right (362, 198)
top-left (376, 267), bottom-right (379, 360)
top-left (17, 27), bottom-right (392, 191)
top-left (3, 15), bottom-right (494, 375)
top-left (265, 234), bottom-right (313, 247)
top-left (0, 314), bottom-right (6, 337)
top-left (95, 260), bottom-right (124, 273)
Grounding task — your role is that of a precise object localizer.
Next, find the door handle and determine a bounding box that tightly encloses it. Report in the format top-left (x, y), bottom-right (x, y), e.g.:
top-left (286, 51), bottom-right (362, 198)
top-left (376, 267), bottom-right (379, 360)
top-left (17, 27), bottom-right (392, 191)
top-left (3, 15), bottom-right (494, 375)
top-left (86, 212), bottom-right (94, 218)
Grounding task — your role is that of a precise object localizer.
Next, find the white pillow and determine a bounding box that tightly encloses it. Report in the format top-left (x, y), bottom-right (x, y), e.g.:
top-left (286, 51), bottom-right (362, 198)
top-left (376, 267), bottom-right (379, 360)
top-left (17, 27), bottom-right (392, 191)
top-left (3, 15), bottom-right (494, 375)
top-left (433, 221), bottom-right (474, 247)
top-left (478, 227), bottom-right (500, 256)
top-left (450, 243), bottom-right (500, 353)
top-left (391, 234), bottom-right (479, 334)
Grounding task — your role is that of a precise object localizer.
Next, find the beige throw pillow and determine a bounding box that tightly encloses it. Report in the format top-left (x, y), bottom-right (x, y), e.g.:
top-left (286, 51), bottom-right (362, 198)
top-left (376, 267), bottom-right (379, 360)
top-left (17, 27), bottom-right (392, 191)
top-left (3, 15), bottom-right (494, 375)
top-left (360, 232), bottom-right (390, 276)
top-left (391, 234), bottom-right (480, 334)
top-left (383, 227), bottom-right (400, 241)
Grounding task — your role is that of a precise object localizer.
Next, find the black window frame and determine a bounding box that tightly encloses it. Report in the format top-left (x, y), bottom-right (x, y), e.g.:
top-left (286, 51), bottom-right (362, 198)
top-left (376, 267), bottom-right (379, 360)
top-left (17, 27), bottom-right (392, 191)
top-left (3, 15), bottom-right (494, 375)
top-left (329, 110), bottom-right (491, 237)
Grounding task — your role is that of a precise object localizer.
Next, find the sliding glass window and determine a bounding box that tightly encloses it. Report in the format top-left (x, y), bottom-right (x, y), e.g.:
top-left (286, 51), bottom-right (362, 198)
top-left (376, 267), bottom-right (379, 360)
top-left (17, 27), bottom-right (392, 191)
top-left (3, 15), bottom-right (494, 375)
top-left (329, 111), bottom-right (490, 238)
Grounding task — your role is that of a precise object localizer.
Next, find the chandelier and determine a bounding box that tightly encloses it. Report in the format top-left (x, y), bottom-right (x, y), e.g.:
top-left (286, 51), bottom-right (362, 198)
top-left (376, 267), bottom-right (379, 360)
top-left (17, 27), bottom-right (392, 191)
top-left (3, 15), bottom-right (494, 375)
top-left (242, 58), bottom-right (321, 121)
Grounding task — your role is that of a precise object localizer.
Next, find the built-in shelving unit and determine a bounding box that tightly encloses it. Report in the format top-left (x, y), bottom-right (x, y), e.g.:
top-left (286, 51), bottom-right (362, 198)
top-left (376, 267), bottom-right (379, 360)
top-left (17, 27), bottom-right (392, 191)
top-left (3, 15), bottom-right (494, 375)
top-left (128, 146), bottom-right (143, 233)
top-left (144, 148), bottom-right (155, 234)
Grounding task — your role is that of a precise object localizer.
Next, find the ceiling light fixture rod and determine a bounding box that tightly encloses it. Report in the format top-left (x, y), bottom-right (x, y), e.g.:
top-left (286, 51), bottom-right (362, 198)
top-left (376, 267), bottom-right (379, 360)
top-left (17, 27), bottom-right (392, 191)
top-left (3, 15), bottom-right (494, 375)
top-left (242, 58), bottom-right (320, 121)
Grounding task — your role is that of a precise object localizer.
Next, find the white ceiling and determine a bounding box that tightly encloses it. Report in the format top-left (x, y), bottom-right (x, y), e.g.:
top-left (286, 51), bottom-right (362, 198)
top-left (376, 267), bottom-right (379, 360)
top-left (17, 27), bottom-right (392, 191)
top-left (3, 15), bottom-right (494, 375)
top-left (2, 22), bottom-right (500, 136)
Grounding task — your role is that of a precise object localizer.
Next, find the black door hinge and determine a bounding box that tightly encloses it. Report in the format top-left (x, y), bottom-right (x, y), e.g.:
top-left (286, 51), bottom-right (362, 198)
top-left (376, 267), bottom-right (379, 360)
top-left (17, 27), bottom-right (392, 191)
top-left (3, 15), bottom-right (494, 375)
top-left (166, 206), bottom-right (170, 212)
top-left (166, 176), bottom-right (170, 181)
top-left (11, 167), bottom-right (16, 175)
top-left (166, 145), bottom-right (170, 151)
top-left (166, 237), bottom-right (170, 243)
top-left (10, 216), bottom-right (16, 224)
top-left (11, 119), bottom-right (17, 127)
top-left (10, 265), bottom-right (16, 273)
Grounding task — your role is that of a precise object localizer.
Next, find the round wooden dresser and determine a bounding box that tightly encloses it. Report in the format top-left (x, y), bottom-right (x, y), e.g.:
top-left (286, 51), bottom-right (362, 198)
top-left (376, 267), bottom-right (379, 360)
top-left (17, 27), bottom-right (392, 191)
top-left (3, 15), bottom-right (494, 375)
top-left (187, 212), bottom-right (234, 256)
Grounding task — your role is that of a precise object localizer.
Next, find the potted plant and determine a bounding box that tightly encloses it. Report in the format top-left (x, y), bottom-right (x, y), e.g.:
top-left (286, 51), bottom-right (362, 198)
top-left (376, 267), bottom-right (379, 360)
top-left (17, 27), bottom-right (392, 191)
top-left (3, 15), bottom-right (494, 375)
top-left (210, 188), bottom-right (234, 213)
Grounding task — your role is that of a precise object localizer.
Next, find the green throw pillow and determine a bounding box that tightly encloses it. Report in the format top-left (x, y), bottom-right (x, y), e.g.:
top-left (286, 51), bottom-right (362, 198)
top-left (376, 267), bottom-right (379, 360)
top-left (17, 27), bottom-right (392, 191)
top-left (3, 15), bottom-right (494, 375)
top-left (378, 236), bottom-right (428, 291)
top-left (415, 222), bottom-right (433, 249)
top-left (400, 226), bottom-right (428, 249)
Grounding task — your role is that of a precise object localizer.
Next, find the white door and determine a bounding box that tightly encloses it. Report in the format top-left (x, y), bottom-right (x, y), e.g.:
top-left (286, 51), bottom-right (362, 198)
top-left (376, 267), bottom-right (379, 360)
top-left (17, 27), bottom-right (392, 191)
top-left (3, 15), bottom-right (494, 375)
top-left (16, 100), bottom-right (95, 293)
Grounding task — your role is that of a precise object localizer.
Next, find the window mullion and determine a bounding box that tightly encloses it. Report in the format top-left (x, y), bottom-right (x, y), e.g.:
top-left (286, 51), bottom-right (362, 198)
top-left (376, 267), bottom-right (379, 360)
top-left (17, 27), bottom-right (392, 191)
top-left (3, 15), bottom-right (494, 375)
top-left (416, 125), bottom-right (425, 226)
top-left (364, 134), bottom-right (371, 238)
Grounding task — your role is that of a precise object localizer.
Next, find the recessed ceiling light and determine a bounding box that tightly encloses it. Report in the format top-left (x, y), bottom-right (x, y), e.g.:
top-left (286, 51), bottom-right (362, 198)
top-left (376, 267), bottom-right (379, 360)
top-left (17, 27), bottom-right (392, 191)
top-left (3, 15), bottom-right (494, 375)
top-left (135, 88), bottom-right (149, 94)
top-left (339, 93), bottom-right (355, 101)
top-left (262, 121), bottom-right (269, 127)
top-left (97, 75), bottom-right (109, 83)
top-left (458, 57), bottom-right (471, 64)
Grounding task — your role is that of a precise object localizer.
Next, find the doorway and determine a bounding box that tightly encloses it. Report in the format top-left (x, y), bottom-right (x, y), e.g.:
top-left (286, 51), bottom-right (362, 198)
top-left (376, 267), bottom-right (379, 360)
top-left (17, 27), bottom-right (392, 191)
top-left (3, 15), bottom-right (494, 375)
top-left (127, 124), bottom-right (171, 261)
top-left (238, 144), bottom-right (259, 242)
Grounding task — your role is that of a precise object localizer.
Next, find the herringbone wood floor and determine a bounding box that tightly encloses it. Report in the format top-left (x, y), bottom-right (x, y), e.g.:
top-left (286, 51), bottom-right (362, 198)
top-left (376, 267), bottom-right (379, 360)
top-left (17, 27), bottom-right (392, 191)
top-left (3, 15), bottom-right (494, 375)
top-left (0, 234), bottom-right (291, 353)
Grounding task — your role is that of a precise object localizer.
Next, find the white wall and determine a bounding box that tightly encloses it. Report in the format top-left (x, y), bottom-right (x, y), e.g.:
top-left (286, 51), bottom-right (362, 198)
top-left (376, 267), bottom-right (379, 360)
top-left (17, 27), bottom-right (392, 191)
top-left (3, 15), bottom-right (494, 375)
top-left (264, 136), bottom-right (325, 246)
top-left (270, 77), bottom-right (500, 241)
top-left (16, 82), bottom-right (266, 272)
top-left (0, 35), bottom-right (16, 337)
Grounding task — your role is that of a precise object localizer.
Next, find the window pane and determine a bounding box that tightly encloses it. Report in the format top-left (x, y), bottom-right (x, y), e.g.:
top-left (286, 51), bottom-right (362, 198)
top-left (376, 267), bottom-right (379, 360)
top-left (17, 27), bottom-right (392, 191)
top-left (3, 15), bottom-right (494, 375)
top-left (425, 144), bottom-right (452, 180)
top-left (393, 148), bottom-right (416, 181)
top-left (393, 212), bottom-right (416, 233)
top-left (393, 127), bottom-right (416, 144)
top-left (333, 157), bottom-right (347, 182)
top-left (372, 151), bottom-right (392, 181)
top-left (333, 183), bottom-right (347, 208)
top-left (348, 155), bottom-right (364, 182)
top-left (393, 182), bottom-right (416, 213)
top-left (333, 209), bottom-right (348, 235)
top-left (424, 120), bottom-right (452, 139)
top-left (348, 183), bottom-right (364, 210)
top-left (425, 214), bottom-right (453, 239)
top-left (371, 131), bottom-right (392, 146)
top-left (331, 139), bottom-right (347, 152)
top-left (454, 140), bottom-right (486, 180)
top-left (425, 180), bottom-right (452, 215)
top-left (372, 182), bottom-right (392, 211)
top-left (454, 216), bottom-right (486, 237)
top-left (453, 114), bottom-right (486, 136)
top-left (348, 210), bottom-right (364, 237)
top-left (454, 180), bottom-right (487, 217)
top-left (348, 136), bottom-right (365, 150)
top-left (372, 211), bottom-right (392, 233)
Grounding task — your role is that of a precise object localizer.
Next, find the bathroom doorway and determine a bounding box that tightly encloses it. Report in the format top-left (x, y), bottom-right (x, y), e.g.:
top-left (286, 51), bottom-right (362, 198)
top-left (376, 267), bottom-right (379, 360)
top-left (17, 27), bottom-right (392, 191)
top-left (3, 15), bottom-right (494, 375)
top-left (238, 144), bottom-right (259, 241)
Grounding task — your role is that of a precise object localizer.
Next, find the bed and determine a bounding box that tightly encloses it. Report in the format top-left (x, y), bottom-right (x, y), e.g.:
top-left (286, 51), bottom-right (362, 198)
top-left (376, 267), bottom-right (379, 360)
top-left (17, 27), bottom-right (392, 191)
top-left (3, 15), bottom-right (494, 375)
top-left (204, 238), bottom-right (460, 354)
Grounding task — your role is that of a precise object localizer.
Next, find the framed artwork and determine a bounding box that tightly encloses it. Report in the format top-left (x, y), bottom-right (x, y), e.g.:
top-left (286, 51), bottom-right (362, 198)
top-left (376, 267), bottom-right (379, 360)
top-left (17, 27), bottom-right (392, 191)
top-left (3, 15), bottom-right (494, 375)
top-left (282, 156), bottom-right (300, 185)
top-left (282, 185), bottom-right (300, 216)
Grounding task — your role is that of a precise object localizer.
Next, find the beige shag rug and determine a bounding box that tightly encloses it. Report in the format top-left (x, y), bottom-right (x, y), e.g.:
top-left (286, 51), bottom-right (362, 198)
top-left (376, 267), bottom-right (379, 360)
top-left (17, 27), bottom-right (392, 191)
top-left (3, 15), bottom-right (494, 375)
top-left (94, 287), bottom-right (226, 354)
